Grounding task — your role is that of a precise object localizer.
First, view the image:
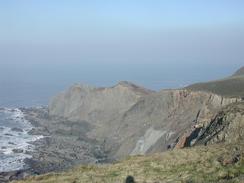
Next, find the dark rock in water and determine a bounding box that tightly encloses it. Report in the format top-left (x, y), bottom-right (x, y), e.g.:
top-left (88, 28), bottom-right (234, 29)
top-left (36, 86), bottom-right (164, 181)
top-left (0, 170), bottom-right (32, 183)
top-left (12, 149), bottom-right (24, 153)
top-left (4, 133), bottom-right (14, 136)
top-left (11, 127), bottom-right (23, 132)
top-left (28, 127), bottom-right (49, 136)
top-left (8, 142), bottom-right (15, 145)
top-left (24, 158), bottom-right (62, 175)
top-left (1, 146), bottom-right (7, 149)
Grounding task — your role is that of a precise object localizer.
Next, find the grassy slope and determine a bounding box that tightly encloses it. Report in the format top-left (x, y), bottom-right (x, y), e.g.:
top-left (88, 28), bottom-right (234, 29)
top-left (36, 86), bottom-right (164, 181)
top-left (186, 75), bottom-right (244, 98)
top-left (15, 143), bottom-right (244, 183)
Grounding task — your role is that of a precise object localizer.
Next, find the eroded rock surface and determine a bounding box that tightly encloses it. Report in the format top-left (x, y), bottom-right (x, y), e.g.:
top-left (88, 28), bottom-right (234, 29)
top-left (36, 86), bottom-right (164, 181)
top-left (48, 82), bottom-right (241, 159)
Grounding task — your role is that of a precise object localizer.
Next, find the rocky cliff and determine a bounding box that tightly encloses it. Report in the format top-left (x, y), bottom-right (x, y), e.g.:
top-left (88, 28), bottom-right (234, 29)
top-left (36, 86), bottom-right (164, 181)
top-left (48, 82), bottom-right (241, 160)
top-left (105, 90), bottom-right (240, 158)
top-left (16, 102), bottom-right (244, 183)
top-left (195, 102), bottom-right (244, 146)
top-left (10, 67), bottom-right (244, 183)
top-left (49, 81), bottom-right (153, 121)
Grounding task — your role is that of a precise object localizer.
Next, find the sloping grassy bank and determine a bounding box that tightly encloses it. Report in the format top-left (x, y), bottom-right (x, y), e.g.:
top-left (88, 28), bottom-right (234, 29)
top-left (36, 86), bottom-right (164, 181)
top-left (15, 143), bottom-right (244, 183)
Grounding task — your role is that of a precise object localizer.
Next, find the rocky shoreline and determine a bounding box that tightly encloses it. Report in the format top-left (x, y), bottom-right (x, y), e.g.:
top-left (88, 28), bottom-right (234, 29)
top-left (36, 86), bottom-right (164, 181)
top-left (0, 107), bottom-right (113, 182)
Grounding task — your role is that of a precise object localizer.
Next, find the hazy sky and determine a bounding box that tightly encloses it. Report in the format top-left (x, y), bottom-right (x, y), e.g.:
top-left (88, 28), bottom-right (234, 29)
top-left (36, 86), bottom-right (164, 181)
top-left (0, 1), bottom-right (244, 106)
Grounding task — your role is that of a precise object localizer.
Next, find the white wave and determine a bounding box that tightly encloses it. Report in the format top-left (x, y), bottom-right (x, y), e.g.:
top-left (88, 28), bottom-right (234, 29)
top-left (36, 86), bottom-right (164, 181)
top-left (0, 153), bottom-right (32, 172)
top-left (0, 108), bottom-right (44, 172)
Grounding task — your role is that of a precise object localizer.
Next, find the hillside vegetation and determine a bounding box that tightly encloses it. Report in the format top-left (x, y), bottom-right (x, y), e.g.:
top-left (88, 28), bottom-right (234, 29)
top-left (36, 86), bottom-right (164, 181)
top-left (15, 143), bottom-right (244, 183)
top-left (186, 67), bottom-right (244, 98)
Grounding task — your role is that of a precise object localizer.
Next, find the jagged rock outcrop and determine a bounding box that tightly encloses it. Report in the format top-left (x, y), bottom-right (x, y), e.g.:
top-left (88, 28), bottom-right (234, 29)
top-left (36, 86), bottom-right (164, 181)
top-left (175, 102), bottom-right (244, 148)
top-left (112, 90), bottom-right (240, 158)
top-left (195, 102), bottom-right (244, 145)
top-left (48, 81), bottom-right (241, 159)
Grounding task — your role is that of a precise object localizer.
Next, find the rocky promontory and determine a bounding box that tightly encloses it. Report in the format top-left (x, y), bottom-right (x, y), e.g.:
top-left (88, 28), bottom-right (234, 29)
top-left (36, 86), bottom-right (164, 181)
top-left (47, 81), bottom-right (241, 160)
top-left (3, 67), bottom-right (244, 182)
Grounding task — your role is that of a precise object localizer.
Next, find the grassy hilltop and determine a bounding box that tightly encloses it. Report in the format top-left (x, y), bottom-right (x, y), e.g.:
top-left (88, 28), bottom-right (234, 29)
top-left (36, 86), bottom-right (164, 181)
top-left (186, 67), bottom-right (244, 98)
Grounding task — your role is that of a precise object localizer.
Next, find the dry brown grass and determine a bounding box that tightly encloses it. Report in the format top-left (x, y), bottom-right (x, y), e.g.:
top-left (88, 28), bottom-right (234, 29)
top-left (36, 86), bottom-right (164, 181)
top-left (15, 143), bottom-right (244, 183)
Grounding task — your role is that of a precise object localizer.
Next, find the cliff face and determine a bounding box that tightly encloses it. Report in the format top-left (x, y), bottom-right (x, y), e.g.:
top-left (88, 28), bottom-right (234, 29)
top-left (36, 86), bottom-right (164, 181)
top-left (49, 81), bottom-right (153, 122)
top-left (112, 90), bottom-right (240, 158)
top-left (19, 102), bottom-right (244, 183)
top-left (194, 102), bottom-right (244, 146)
top-left (48, 82), bottom-right (240, 159)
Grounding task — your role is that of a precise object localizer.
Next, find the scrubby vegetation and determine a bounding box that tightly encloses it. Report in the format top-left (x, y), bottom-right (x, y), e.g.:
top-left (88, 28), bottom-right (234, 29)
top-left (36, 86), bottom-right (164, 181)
top-left (186, 75), bottom-right (244, 98)
top-left (15, 143), bottom-right (244, 183)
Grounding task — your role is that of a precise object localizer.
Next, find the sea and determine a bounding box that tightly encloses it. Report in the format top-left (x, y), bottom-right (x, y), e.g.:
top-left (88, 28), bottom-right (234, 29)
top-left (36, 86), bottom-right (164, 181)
top-left (0, 108), bottom-right (43, 172)
top-left (0, 80), bottom-right (69, 172)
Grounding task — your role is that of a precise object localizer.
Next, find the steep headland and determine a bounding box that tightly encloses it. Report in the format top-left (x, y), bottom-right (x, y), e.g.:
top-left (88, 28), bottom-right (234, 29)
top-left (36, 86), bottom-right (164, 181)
top-left (6, 66), bottom-right (244, 182)
top-left (48, 82), bottom-right (241, 160)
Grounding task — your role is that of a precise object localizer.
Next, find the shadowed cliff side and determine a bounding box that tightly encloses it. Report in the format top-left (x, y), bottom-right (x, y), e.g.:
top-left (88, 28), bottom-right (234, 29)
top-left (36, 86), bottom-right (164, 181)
top-left (175, 102), bottom-right (244, 149)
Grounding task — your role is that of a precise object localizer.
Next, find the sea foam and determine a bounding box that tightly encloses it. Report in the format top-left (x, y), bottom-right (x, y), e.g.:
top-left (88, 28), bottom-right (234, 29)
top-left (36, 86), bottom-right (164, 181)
top-left (0, 108), bottom-right (43, 172)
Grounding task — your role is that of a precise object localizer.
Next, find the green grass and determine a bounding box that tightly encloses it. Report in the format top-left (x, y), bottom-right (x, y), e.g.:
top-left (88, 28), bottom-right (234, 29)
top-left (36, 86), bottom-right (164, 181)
top-left (15, 143), bottom-right (244, 183)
